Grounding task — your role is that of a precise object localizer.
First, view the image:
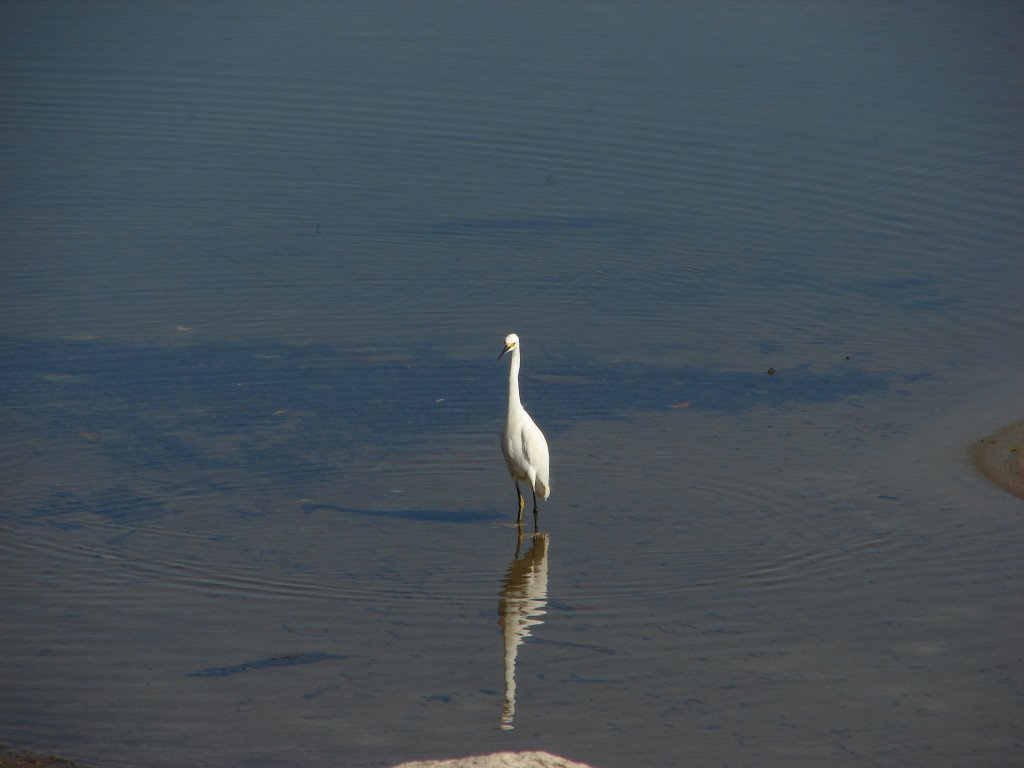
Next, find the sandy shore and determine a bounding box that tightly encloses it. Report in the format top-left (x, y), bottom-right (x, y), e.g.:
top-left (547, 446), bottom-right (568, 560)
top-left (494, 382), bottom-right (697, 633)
top-left (970, 418), bottom-right (1024, 502)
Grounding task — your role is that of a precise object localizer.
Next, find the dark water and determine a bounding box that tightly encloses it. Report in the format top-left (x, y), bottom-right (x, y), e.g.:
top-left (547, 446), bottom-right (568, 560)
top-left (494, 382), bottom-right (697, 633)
top-left (2, 2), bottom-right (1022, 767)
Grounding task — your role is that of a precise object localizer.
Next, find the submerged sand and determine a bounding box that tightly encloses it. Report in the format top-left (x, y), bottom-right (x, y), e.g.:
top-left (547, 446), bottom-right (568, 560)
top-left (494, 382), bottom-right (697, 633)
top-left (970, 418), bottom-right (1024, 502)
top-left (0, 748), bottom-right (594, 768)
top-left (0, 748), bottom-right (86, 768)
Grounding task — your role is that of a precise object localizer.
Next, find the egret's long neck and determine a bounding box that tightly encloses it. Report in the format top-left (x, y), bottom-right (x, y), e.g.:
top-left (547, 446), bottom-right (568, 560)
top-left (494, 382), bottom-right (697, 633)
top-left (507, 348), bottom-right (522, 413)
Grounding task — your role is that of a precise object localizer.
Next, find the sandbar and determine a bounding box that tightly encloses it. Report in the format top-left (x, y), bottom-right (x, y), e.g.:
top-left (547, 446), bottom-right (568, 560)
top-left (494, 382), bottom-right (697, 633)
top-left (970, 418), bottom-right (1024, 501)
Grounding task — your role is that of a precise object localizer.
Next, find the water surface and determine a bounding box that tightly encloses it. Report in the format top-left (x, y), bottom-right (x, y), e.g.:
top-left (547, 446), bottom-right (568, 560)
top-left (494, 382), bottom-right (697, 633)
top-left (1, 2), bottom-right (1022, 767)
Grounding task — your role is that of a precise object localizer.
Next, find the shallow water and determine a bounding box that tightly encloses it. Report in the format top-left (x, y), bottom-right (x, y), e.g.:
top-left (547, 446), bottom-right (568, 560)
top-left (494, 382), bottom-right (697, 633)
top-left (1, 2), bottom-right (1023, 767)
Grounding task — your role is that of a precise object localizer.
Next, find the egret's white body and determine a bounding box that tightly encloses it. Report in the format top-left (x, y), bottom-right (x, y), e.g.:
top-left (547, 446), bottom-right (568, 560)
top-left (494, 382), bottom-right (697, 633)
top-left (498, 333), bottom-right (550, 528)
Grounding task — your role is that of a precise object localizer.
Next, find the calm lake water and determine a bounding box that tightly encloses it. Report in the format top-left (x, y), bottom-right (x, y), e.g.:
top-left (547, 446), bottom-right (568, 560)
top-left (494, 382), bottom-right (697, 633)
top-left (2, 2), bottom-right (1022, 767)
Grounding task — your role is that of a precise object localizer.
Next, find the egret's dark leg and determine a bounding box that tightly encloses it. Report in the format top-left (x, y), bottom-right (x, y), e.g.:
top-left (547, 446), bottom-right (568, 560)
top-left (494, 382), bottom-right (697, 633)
top-left (514, 481), bottom-right (525, 524)
top-left (531, 487), bottom-right (539, 532)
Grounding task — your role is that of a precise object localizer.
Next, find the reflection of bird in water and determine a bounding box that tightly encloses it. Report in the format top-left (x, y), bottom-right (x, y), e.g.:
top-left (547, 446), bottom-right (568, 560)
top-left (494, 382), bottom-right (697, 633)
top-left (498, 530), bottom-right (550, 731)
top-left (498, 333), bottom-right (550, 530)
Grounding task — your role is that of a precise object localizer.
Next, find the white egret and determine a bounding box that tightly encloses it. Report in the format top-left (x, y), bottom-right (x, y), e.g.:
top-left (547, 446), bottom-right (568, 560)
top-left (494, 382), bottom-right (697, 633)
top-left (498, 333), bottom-right (550, 529)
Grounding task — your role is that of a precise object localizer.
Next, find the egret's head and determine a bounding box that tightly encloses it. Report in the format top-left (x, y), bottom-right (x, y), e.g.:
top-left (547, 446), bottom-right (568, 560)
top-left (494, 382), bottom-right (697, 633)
top-left (498, 333), bottom-right (519, 359)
